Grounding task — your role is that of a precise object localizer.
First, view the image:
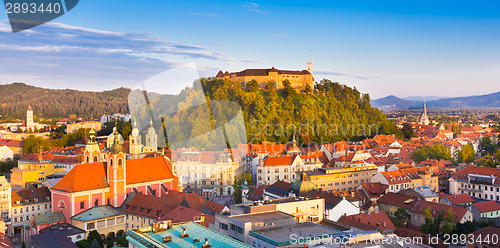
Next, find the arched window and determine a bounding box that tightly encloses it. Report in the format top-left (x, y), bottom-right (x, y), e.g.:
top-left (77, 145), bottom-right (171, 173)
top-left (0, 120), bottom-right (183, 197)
top-left (86, 156), bottom-right (89, 163)
top-left (110, 159), bottom-right (113, 166)
top-left (93, 156), bottom-right (98, 163)
top-left (58, 200), bottom-right (66, 209)
top-left (118, 159), bottom-right (123, 167)
top-left (76, 235), bottom-right (82, 239)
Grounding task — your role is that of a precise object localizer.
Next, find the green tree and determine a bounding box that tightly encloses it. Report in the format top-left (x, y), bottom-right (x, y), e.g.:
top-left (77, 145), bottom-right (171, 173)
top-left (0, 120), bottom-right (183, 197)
top-left (401, 123), bottom-right (415, 140)
top-left (22, 135), bottom-right (51, 154)
top-left (393, 208), bottom-right (410, 227)
top-left (495, 149), bottom-right (500, 164)
top-left (458, 143), bottom-right (475, 163)
top-left (413, 144), bottom-right (451, 163)
top-left (247, 79), bottom-right (259, 92)
top-left (481, 136), bottom-right (498, 155)
top-left (90, 239), bottom-right (100, 248)
top-left (22, 241), bottom-right (26, 248)
top-left (421, 207), bottom-right (456, 236)
top-left (232, 175), bottom-right (242, 204)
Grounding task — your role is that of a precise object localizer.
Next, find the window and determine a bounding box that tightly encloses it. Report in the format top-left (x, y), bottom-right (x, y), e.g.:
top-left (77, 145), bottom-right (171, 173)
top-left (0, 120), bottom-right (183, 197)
top-left (26, 207), bottom-right (29, 212)
top-left (14, 209), bottom-right (17, 214)
top-left (80, 201), bottom-right (85, 209)
top-left (94, 199), bottom-right (99, 207)
top-left (87, 222), bottom-right (95, 229)
top-left (14, 218), bottom-right (17, 223)
top-left (20, 217), bottom-right (23, 222)
top-left (118, 159), bottom-right (123, 166)
top-left (93, 156), bottom-right (98, 163)
top-left (37, 205), bottom-right (40, 211)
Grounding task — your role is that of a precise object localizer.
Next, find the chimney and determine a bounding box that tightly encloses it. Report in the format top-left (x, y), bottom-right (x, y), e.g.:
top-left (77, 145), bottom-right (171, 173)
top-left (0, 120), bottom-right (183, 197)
top-left (200, 214), bottom-right (205, 226)
top-left (383, 221), bottom-right (386, 228)
top-left (351, 191), bottom-right (355, 197)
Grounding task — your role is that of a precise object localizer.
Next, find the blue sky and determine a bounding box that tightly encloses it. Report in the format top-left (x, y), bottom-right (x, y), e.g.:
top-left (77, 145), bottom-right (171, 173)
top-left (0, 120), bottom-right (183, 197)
top-left (1, 0), bottom-right (500, 98)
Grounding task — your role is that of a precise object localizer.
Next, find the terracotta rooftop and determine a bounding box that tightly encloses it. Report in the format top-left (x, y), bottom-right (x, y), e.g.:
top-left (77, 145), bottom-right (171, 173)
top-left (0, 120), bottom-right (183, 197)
top-left (377, 192), bottom-right (419, 210)
top-left (338, 211), bottom-right (395, 232)
top-left (467, 227), bottom-right (500, 247)
top-left (472, 200), bottom-right (500, 213)
top-left (412, 200), bottom-right (468, 223)
top-left (12, 187), bottom-right (51, 205)
top-left (52, 156), bottom-right (176, 192)
top-left (442, 194), bottom-right (474, 205)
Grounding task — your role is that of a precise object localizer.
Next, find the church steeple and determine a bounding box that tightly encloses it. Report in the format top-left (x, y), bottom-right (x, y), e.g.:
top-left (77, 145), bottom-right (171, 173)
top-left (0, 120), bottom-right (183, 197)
top-left (145, 119), bottom-right (158, 152)
top-left (84, 129), bottom-right (101, 163)
top-left (129, 121), bottom-right (143, 158)
top-left (420, 99), bottom-right (430, 125)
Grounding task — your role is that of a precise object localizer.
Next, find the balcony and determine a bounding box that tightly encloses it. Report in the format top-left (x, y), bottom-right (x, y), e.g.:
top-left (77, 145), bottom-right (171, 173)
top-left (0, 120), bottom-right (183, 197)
top-left (457, 186), bottom-right (482, 192)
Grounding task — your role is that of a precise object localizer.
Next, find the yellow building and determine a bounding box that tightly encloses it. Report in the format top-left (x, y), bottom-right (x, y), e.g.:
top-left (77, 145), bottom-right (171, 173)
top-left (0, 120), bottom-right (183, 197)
top-left (10, 162), bottom-right (65, 190)
top-left (215, 63), bottom-right (314, 90)
top-left (66, 121), bottom-right (102, 133)
top-left (305, 162), bottom-right (379, 193)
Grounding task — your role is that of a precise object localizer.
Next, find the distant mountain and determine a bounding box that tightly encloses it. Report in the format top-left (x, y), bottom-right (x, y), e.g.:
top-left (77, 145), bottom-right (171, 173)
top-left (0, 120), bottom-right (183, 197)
top-left (371, 95), bottom-right (419, 111)
top-left (372, 91), bottom-right (500, 110)
top-left (427, 91), bottom-right (500, 109)
top-left (402, 96), bottom-right (447, 101)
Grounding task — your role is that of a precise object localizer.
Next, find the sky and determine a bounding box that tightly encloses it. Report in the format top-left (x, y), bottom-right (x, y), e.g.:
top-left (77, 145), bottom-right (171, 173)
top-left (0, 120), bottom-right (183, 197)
top-left (1, 0), bottom-right (500, 98)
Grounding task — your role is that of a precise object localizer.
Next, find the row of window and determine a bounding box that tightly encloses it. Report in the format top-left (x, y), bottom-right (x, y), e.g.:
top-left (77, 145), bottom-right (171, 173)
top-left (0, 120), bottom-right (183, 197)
top-left (13, 204), bottom-right (50, 214)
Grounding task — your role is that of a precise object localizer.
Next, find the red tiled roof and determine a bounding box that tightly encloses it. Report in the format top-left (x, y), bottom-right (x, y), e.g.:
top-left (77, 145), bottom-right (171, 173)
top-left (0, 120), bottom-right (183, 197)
top-left (377, 193), bottom-right (419, 210)
top-left (247, 185), bottom-right (269, 201)
top-left (451, 166), bottom-right (500, 182)
top-left (467, 227), bottom-right (500, 247)
top-left (158, 206), bottom-right (214, 227)
top-left (361, 182), bottom-right (388, 198)
top-left (339, 211), bottom-right (395, 232)
top-left (412, 200), bottom-right (468, 223)
top-left (12, 187), bottom-right (51, 205)
top-left (472, 201), bottom-right (500, 213)
top-left (381, 170), bottom-right (411, 184)
top-left (442, 194), bottom-right (474, 205)
top-left (308, 191), bottom-right (343, 207)
top-left (0, 139), bottom-right (23, 147)
top-left (262, 156), bottom-right (293, 166)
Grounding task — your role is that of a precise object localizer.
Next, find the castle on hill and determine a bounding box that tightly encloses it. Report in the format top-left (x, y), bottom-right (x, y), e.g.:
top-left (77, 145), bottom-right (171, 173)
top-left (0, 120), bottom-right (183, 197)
top-left (215, 61), bottom-right (314, 90)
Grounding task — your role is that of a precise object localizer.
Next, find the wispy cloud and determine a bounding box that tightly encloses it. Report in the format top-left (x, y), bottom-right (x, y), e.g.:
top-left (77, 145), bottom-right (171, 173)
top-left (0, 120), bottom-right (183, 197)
top-left (242, 2), bottom-right (270, 14)
top-left (0, 20), bottom-right (256, 90)
top-left (191, 12), bottom-right (218, 18)
top-left (315, 69), bottom-right (382, 80)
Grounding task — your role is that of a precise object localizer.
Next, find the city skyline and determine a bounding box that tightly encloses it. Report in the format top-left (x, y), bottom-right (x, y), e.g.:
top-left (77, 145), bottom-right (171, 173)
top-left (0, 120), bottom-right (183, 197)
top-left (1, 1), bottom-right (500, 99)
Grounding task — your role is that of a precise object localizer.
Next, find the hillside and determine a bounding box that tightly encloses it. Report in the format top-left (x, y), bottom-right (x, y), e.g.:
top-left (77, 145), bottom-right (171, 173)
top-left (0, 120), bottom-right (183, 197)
top-left (0, 83), bottom-right (130, 120)
top-left (1, 81), bottom-right (400, 147)
top-left (371, 95), bottom-right (418, 111)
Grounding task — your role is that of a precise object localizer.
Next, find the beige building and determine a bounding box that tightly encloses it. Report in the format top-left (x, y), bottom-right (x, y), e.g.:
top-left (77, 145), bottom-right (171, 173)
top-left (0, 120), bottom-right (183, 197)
top-left (10, 187), bottom-right (52, 234)
top-left (71, 205), bottom-right (126, 238)
top-left (215, 63), bottom-right (314, 90)
top-left (306, 163), bottom-right (379, 192)
top-left (66, 121), bottom-right (102, 133)
top-left (0, 176), bottom-right (11, 232)
top-left (173, 150), bottom-right (239, 196)
top-left (256, 155), bottom-right (322, 185)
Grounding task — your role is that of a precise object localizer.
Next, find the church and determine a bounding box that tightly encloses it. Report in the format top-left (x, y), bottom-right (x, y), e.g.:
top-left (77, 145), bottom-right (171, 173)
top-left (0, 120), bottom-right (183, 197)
top-left (51, 125), bottom-right (178, 222)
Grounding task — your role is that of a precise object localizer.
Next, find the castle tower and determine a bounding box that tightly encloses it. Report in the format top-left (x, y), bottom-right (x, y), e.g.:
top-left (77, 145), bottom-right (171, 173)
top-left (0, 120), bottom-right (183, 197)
top-left (107, 128), bottom-right (126, 207)
top-left (306, 54), bottom-right (313, 74)
top-left (145, 119), bottom-right (158, 152)
top-left (84, 129), bottom-right (101, 163)
top-left (420, 99), bottom-right (430, 125)
top-left (129, 121), bottom-right (143, 158)
top-left (26, 105), bottom-right (34, 132)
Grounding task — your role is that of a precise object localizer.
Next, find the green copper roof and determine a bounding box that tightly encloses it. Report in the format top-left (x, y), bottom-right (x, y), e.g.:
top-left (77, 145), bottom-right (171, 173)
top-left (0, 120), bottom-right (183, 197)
top-left (127, 222), bottom-right (252, 248)
top-left (71, 205), bottom-right (123, 222)
top-left (32, 211), bottom-right (66, 225)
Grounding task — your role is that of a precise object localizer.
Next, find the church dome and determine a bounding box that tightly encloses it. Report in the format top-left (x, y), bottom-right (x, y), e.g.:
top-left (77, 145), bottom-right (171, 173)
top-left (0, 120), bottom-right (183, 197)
top-left (107, 127), bottom-right (124, 144)
top-left (110, 128), bottom-right (124, 154)
top-left (289, 172), bottom-right (316, 197)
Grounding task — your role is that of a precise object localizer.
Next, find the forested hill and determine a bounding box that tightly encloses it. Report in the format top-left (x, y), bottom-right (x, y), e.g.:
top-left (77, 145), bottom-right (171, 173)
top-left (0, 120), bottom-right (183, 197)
top-left (0, 83), bottom-right (130, 120)
top-left (1, 81), bottom-right (400, 144)
top-left (199, 78), bottom-right (400, 144)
